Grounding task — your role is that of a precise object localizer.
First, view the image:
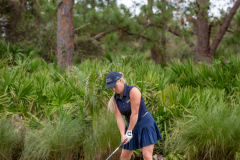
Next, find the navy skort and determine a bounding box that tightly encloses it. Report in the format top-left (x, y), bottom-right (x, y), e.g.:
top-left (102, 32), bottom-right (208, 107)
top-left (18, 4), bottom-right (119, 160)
top-left (121, 112), bottom-right (162, 150)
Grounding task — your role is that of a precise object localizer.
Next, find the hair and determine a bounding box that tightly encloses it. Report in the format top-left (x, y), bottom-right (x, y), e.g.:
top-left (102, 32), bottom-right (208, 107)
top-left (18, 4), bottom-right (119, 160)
top-left (108, 72), bottom-right (126, 112)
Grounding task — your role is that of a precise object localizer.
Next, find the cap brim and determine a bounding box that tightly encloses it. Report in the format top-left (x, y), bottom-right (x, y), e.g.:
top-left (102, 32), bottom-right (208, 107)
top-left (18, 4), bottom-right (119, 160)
top-left (105, 82), bottom-right (117, 89)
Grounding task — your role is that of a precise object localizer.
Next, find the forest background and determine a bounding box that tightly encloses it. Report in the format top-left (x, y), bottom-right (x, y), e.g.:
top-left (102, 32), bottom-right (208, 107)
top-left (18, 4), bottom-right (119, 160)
top-left (1, 0), bottom-right (240, 159)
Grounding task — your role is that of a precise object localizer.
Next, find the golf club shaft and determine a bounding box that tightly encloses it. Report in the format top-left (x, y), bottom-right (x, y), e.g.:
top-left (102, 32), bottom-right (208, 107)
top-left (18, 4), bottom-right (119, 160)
top-left (106, 140), bottom-right (127, 160)
top-left (106, 144), bottom-right (121, 160)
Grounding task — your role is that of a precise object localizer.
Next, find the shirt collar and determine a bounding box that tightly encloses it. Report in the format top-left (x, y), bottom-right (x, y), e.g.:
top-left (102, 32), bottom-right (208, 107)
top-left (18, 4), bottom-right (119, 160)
top-left (115, 84), bottom-right (127, 99)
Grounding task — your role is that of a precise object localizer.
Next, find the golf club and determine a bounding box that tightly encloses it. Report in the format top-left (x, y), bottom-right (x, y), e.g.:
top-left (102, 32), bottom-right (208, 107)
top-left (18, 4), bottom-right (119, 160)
top-left (106, 139), bottom-right (127, 160)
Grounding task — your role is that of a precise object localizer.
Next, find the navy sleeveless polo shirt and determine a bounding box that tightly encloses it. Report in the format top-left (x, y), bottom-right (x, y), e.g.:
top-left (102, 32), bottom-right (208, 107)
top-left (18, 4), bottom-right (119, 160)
top-left (115, 84), bottom-right (148, 123)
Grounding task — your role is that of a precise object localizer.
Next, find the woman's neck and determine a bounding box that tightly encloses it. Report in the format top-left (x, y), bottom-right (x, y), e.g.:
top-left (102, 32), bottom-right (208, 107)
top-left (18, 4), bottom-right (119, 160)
top-left (119, 84), bottom-right (125, 98)
top-left (119, 93), bottom-right (123, 98)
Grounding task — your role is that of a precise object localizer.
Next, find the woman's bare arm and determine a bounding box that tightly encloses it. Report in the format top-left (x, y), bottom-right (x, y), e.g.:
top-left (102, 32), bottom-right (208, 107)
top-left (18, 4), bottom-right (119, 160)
top-left (113, 100), bottom-right (125, 137)
top-left (127, 87), bottom-right (141, 131)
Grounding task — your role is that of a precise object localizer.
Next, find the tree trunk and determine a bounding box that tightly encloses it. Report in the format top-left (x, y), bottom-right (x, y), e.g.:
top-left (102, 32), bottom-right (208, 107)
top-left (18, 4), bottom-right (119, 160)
top-left (159, 0), bottom-right (167, 63)
top-left (106, 0), bottom-right (110, 5)
top-left (210, 0), bottom-right (240, 56)
top-left (196, 0), bottom-right (240, 63)
top-left (57, 0), bottom-right (74, 70)
top-left (148, 0), bottom-right (154, 18)
top-left (4, 0), bottom-right (23, 41)
top-left (151, 48), bottom-right (160, 64)
top-left (148, 0), bottom-right (160, 64)
top-left (99, 0), bottom-right (104, 8)
top-left (91, 0), bottom-right (95, 9)
top-left (160, 29), bottom-right (166, 63)
top-left (196, 0), bottom-right (211, 63)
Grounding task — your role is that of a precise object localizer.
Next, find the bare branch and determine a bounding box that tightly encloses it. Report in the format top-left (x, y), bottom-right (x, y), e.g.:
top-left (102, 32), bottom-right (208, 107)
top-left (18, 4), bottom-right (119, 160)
top-left (227, 30), bottom-right (234, 34)
top-left (210, 0), bottom-right (240, 55)
top-left (143, 22), bottom-right (153, 30)
top-left (155, 23), bottom-right (195, 47)
top-left (135, 22), bottom-right (153, 50)
top-left (74, 23), bottom-right (90, 33)
top-left (155, 24), bottom-right (181, 36)
top-left (139, 22), bottom-right (195, 47)
top-left (92, 27), bottom-right (118, 40)
top-left (194, 0), bottom-right (200, 14)
top-left (122, 29), bottom-right (151, 41)
top-left (213, 17), bottom-right (222, 26)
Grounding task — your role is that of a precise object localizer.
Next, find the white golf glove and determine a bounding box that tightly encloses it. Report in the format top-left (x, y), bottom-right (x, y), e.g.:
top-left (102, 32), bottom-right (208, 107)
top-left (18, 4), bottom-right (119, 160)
top-left (124, 130), bottom-right (133, 142)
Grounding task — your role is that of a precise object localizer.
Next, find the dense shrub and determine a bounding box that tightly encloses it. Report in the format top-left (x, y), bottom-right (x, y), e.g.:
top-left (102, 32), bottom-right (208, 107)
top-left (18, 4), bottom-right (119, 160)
top-left (166, 100), bottom-right (240, 160)
top-left (0, 114), bottom-right (24, 160)
top-left (1, 49), bottom-right (240, 159)
top-left (74, 36), bottom-right (103, 62)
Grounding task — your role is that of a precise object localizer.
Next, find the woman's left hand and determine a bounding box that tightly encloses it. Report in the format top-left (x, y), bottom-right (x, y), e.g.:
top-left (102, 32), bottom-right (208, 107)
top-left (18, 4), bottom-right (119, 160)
top-left (123, 130), bottom-right (133, 144)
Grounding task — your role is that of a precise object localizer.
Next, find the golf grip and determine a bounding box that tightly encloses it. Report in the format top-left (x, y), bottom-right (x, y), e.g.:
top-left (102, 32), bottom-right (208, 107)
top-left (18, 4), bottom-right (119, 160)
top-left (106, 139), bottom-right (127, 160)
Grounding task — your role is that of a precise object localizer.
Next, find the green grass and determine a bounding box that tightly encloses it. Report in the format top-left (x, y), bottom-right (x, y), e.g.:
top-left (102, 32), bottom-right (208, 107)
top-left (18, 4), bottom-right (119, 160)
top-left (21, 111), bottom-right (84, 160)
top-left (166, 97), bottom-right (240, 160)
top-left (0, 114), bottom-right (24, 160)
top-left (83, 111), bottom-right (121, 160)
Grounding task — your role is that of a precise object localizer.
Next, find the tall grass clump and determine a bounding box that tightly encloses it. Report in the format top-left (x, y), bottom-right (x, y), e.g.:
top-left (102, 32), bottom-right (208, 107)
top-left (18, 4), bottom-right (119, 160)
top-left (0, 114), bottom-right (24, 160)
top-left (21, 112), bottom-right (85, 160)
top-left (166, 97), bottom-right (240, 160)
top-left (83, 111), bottom-right (121, 160)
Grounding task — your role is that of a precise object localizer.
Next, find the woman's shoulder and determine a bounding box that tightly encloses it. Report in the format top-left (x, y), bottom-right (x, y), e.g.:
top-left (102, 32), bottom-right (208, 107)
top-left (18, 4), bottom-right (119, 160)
top-left (129, 86), bottom-right (142, 100)
top-left (126, 85), bottom-right (141, 95)
top-left (126, 85), bottom-right (138, 92)
top-left (126, 84), bottom-right (140, 91)
top-left (126, 84), bottom-right (135, 89)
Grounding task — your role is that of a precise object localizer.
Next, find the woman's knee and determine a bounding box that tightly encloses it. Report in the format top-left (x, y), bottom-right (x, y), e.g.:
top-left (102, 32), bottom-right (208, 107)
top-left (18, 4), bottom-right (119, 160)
top-left (120, 149), bottom-right (133, 160)
top-left (120, 154), bottom-right (131, 160)
top-left (143, 153), bottom-right (152, 160)
top-left (142, 144), bottom-right (154, 160)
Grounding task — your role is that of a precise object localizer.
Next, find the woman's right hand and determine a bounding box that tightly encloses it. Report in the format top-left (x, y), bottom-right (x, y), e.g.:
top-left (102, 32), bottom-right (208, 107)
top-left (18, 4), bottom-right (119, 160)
top-left (121, 135), bottom-right (125, 144)
top-left (122, 135), bottom-right (130, 145)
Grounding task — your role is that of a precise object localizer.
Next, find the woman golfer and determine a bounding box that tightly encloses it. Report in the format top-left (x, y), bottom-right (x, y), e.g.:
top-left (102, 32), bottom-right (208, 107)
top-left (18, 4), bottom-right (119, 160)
top-left (106, 71), bottom-right (162, 160)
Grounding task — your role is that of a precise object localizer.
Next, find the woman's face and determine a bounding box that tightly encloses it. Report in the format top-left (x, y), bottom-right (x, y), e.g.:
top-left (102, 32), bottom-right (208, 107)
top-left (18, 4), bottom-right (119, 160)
top-left (111, 79), bottom-right (124, 94)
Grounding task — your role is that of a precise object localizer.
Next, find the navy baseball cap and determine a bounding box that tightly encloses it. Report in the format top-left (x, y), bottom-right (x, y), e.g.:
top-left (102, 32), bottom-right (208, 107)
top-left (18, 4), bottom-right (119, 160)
top-left (105, 72), bottom-right (121, 89)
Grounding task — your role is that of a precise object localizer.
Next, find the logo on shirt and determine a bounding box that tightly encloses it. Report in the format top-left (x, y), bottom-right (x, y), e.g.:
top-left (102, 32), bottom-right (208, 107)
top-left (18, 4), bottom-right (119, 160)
top-left (126, 99), bottom-right (130, 103)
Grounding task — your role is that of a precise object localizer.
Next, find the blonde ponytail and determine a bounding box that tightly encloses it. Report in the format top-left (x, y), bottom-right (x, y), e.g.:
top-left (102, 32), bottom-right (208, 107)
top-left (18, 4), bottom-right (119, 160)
top-left (108, 72), bottom-right (127, 112)
top-left (108, 92), bottom-right (116, 112)
top-left (119, 72), bottom-right (127, 83)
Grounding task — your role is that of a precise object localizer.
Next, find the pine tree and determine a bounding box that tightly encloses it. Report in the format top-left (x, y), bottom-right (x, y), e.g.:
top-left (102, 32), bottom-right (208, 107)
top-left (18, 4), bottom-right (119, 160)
top-left (57, 0), bottom-right (75, 69)
top-left (183, 0), bottom-right (240, 63)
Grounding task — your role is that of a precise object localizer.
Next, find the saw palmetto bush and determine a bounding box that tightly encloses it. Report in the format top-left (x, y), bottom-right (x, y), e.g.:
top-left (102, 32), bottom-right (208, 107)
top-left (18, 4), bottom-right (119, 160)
top-left (167, 59), bottom-right (203, 87)
top-left (196, 58), bottom-right (240, 93)
top-left (0, 67), bottom-right (18, 93)
top-left (33, 70), bottom-right (51, 106)
top-left (48, 82), bottom-right (73, 107)
top-left (10, 74), bottom-right (36, 103)
top-left (0, 41), bottom-right (25, 65)
top-left (0, 58), bottom-right (8, 69)
top-left (0, 93), bottom-right (10, 111)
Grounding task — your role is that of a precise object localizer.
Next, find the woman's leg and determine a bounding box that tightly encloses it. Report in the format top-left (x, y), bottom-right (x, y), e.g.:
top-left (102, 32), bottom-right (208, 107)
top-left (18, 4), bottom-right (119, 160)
top-left (121, 149), bottom-right (134, 160)
top-left (142, 144), bottom-right (154, 160)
